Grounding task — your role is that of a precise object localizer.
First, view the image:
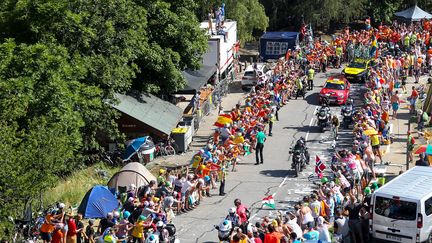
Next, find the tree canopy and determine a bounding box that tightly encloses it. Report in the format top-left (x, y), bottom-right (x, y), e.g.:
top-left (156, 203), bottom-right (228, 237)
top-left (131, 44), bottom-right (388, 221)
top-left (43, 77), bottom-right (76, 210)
top-left (0, 0), bottom-right (207, 234)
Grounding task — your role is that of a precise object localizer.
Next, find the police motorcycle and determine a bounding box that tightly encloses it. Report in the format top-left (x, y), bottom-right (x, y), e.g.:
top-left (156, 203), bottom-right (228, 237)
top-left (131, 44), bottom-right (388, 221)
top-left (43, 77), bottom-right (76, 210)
top-left (316, 102), bottom-right (331, 132)
top-left (289, 137), bottom-right (310, 177)
top-left (341, 99), bottom-right (354, 129)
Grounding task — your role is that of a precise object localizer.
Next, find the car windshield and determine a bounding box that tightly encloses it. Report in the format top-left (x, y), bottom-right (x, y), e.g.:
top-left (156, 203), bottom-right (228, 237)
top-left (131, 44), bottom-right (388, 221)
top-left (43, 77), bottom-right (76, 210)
top-left (244, 71), bottom-right (255, 77)
top-left (324, 82), bottom-right (345, 90)
top-left (348, 62), bottom-right (366, 69)
top-left (374, 196), bottom-right (417, 221)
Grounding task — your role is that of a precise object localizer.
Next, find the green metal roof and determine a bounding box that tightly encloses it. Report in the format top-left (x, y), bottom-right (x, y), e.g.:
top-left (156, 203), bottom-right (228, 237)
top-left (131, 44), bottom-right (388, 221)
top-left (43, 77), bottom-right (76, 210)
top-left (113, 93), bottom-right (183, 135)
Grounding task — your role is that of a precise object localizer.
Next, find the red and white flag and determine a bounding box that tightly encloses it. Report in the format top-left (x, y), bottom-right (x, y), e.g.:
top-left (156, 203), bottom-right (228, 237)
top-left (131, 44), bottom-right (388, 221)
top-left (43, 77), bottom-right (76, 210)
top-left (315, 156), bottom-right (326, 178)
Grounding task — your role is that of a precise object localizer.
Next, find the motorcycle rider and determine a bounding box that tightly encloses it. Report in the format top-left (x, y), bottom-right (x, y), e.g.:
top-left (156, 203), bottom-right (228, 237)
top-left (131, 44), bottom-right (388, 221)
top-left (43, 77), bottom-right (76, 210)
top-left (307, 67), bottom-right (315, 90)
top-left (291, 137), bottom-right (310, 168)
top-left (225, 208), bottom-right (240, 227)
top-left (342, 99), bottom-right (353, 112)
top-left (341, 99), bottom-right (354, 128)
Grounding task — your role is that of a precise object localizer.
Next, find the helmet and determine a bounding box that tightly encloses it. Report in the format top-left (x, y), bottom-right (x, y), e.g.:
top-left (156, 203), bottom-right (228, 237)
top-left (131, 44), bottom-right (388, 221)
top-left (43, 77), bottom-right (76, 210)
top-left (219, 220), bottom-right (232, 231)
top-left (204, 175), bottom-right (211, 182)
top-left (156, 221), bottom-right (164, 228)
top-left (321, 177), bottom-right (329, 184)
top-left (145, 234), bottom-right (158, 243)
top-left (113, 211), bottom-right (120, 218)
top-left (123, 211), bottom-right (131, 219)
top-left (58, 203), bottom-right (65, 209)
top-left (229, 207), bottom-right (236, 214)
top-left (159, 169), bottom-right (165, 175)
top-left (107, 212), bottom-right (113, 218)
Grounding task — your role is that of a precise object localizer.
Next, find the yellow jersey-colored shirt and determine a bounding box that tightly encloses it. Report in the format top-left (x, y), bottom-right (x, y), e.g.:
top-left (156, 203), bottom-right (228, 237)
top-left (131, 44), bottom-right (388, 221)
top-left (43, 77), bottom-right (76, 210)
top-left (132, 221), bottom-right (145, 238)
top-left (371, 134), bottom-right (380, 146)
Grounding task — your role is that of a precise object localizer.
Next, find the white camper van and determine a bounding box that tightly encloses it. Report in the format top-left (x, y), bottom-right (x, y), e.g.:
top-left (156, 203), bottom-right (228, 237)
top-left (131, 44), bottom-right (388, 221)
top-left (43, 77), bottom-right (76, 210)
top-left (370, 166), bottom-right (432, 243)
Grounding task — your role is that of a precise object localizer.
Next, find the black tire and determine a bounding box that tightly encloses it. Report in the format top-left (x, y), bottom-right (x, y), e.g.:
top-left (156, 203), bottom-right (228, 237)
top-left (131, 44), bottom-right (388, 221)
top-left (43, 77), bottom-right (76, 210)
top-left (165, 146), bottom-right (176, 156)
top-left (320, 125), bottom-right (324, 132)
top-left (295, 162), bottom-right (300, 177)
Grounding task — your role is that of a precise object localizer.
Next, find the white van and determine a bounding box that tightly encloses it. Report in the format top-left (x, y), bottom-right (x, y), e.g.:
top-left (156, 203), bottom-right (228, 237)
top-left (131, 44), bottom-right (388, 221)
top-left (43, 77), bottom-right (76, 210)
top-left (370, 166), bottom-right (432, 243)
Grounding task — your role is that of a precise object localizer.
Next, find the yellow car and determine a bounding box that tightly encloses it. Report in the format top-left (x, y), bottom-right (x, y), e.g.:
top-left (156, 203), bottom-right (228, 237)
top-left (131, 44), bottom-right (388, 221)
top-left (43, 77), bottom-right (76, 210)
top-left (342, 58), bottom-right (371, 82)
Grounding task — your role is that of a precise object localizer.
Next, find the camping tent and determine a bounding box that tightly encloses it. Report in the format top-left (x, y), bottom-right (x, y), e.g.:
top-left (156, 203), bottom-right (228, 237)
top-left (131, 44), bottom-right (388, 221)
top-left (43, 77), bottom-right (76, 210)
top-left (78, 185), bottom-right (119, 219)
top-left (394, 5), bottom-right (432, 22)
top-left (107, 162), bottom-right (157, 192)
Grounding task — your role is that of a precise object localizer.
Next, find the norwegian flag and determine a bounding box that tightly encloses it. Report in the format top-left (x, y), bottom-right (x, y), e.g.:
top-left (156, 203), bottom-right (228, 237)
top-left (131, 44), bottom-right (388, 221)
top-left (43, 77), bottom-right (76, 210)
top-left (315, 156), bottom-right (326, 178)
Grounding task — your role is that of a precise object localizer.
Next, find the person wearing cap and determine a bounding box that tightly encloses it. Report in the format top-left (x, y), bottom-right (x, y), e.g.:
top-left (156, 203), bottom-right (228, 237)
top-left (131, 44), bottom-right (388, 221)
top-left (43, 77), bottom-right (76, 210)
top-left (157, 169), bottom-right (166, 187)
top-left (116, 211), bottom-right (133, 241)
top-left (131, 215), bottom-right (148, 243)
top-left (103, 227), bottom-right (118, 243)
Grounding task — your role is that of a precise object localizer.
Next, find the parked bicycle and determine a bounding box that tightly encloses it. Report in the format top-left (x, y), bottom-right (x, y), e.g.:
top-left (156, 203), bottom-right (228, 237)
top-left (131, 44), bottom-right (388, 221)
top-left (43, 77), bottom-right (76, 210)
top-left (154, 137), bottom-right (177, 157)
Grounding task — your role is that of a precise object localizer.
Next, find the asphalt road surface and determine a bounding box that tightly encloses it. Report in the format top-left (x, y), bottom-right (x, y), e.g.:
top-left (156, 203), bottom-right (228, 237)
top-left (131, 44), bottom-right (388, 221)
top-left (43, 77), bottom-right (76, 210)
top-left (173, 68), bottom-right (367, 243)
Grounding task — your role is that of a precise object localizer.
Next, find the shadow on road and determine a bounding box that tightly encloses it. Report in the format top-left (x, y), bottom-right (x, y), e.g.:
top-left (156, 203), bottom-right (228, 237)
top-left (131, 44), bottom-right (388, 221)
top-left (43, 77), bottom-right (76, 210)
top-left (305, 92), bottom-right (319, 106)
top-left (283, 125), bottom-right (321, 135)
top-left (259, 169), bottom-right (292, 178)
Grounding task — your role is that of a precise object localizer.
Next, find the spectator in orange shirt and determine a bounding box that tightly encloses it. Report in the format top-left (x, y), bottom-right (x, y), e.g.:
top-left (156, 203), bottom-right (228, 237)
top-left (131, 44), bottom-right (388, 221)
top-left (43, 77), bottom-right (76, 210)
top-left (264, 224), bottom-right (281, 243)
top-left (40, 211), bottom-right (56, 243)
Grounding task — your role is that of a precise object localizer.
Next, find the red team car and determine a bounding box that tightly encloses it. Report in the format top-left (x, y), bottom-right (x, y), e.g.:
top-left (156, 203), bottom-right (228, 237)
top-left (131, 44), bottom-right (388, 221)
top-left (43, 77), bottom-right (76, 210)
top-left (319, 76), bottom-right (350, 105)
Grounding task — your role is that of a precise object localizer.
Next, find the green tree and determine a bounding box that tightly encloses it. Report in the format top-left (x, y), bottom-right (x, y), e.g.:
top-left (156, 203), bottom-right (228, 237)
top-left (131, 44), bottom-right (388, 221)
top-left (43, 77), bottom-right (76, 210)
top-left (0, 40), bottom-right (93, 235)
top-left (0, 0), bottom-right (209, 232)
top-left (133, 0), bottom-right (208, 93)
top-left (225, 0), bottom-right (269, 44)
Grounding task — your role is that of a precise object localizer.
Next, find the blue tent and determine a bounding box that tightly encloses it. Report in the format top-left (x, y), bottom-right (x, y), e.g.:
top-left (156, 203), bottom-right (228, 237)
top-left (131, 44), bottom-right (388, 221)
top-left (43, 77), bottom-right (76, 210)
top-left (78, 185), bottom-right (119, 219)
top-left (259, 32), bottom-right (299, 61)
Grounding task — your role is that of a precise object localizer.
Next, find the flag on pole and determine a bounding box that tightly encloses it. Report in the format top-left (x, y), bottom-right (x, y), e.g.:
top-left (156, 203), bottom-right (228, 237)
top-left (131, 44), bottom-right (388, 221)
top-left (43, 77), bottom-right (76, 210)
top-left (262, 195), bottom-right (276, 209)
top-left (315, 156), bottom-right (326, 178)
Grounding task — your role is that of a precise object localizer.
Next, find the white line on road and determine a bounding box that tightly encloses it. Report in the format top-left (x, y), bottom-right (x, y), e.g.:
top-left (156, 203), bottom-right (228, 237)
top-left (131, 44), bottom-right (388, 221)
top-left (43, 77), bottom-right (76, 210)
top-left (249, 213), bottom-right (257, 220)
top-left (278, 177), bottom-right (288, 188)
top-left (305, 106), bottom-right (319, 141)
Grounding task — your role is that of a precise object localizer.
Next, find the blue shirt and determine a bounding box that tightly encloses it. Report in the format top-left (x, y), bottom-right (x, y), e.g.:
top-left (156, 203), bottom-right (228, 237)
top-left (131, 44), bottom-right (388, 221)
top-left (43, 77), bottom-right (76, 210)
top-left (304, 230), bottom-right (320, 240)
